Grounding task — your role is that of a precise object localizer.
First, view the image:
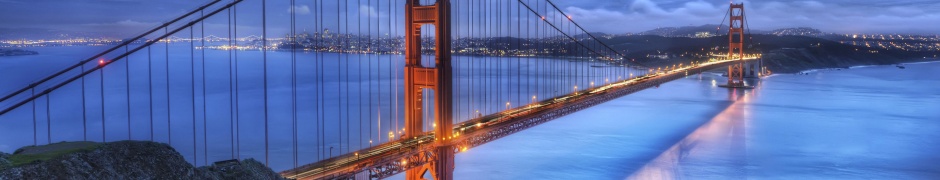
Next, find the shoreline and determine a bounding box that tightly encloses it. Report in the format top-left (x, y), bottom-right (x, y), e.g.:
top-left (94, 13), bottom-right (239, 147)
top-left (793, 59), bottom-right (940, 75)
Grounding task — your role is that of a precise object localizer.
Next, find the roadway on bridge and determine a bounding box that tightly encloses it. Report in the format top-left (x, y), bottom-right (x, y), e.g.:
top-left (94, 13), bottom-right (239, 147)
top-left (280, 58), bottom-right (757, 179)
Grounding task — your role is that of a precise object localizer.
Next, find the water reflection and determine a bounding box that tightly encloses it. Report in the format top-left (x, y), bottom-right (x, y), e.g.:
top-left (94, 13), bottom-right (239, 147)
top-left (627, 83), bottom-right (759, 180)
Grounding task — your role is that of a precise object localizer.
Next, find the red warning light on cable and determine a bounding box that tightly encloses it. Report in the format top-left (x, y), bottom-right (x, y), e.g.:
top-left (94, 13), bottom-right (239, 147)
top-left (98, 59), bottom-right (106, 66)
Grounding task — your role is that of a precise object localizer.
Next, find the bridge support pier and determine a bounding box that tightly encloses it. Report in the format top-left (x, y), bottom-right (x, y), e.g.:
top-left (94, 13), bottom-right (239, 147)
top-left (404, 0), bottom-right (454, 180)
top-left (743, 59), bottom-right (762, 78)
top-left (406, 146), bottom-right (455, 180)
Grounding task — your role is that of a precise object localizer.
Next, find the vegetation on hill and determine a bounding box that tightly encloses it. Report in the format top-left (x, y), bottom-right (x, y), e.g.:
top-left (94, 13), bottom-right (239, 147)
top-left (0, 141), bottom-right (285, 179)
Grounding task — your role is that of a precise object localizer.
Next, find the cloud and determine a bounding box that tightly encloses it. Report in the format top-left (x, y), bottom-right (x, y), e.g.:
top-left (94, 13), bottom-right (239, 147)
top-left (554, 0), bottom-right (940, 34)
top-left (289, 5), bottom-right (311, 15)
top-left (747, 1), bottom-right (940, 34)
top-left (80, 20), bottom-right (157, 28)
top-left (561, 0), bottom-right (725, 33)
top-left (74, 20), bottom-right (159, 37)
top-left (629, 0), bottom-right (669, 16)
top-left (359, 5), bottom-right (383, 18)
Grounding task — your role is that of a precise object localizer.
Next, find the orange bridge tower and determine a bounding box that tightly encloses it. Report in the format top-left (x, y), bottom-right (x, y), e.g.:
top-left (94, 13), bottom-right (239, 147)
top-left (727, 3), bottom-right (747, 87)
top-left (404, 0), bottom-right (455, 180)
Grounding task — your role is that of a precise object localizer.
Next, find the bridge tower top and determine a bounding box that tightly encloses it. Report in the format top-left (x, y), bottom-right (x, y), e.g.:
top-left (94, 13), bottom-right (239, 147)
top-left (728, 3), bottom-right (745, 60)
top-left (726, 3), bottom-right (748, 87)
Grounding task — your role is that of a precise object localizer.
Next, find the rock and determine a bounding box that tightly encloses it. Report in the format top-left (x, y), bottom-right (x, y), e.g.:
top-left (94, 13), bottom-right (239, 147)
top-left (0, 141), bottom-right (285, 179)
top-left (0, 151), bottom-right (10, 170)
top-left (197, 158), bottom-right (285, 180)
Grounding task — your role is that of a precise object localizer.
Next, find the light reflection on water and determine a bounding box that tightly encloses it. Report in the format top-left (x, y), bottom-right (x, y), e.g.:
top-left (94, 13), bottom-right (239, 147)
top-left (627, 85), bottom-right (756, 180)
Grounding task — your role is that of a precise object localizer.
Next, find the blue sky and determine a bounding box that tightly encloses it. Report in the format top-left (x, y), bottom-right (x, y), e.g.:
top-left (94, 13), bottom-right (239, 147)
top-left (0, 0), bottom-right (938, 38)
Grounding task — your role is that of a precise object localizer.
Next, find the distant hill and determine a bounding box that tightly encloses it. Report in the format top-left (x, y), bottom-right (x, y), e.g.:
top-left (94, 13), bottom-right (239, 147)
top-left (448, 32), bottom-right (937, 73)
top-left (0, 28), bottom-right (111, 40)
top-left (639, 24), bottom-right (722, 37)
top-left (637, 24), bottom-right (771, 37)
top-left (573, 32), bottom-right (610, 39)
top-left (771, 27), bottom-right (823, 36)
top-left (597, 34), bottom-right (936, 73)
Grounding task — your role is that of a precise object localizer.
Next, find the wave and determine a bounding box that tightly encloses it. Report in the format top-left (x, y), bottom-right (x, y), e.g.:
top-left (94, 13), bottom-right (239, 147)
top-left (902, 60), bottom-right (940, 65)
top-left (849, 65), bottom-right (876, 69)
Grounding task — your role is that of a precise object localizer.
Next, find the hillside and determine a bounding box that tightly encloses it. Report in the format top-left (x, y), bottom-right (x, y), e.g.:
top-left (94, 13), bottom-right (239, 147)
top-left (598, 34), bottom-right (937, 73)
top-left (0, 141), bottom-right (285, 179)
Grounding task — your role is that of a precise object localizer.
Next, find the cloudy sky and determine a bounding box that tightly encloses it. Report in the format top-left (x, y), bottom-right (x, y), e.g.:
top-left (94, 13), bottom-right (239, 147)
top-left (1, 0), bottom-right (938, 38)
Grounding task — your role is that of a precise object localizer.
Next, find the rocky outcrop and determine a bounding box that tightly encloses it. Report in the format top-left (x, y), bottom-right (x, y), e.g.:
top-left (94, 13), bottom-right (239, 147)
top-left (0, 48), bottom-right (38, 56)
top-left (0, 151), bottom-right (10, 170)
top-left (197, 159), bottom-right (285, 179)
top-left (0, 141), bottom-right (284, 180)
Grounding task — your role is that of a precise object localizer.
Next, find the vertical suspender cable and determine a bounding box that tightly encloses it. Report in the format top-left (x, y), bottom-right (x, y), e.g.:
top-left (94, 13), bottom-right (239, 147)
top-left (476, 0), bottom-right (481, 117)
top-left (388, 0), bottom-right (393, 143)
top-left (497, 0), bottom-right (502, 112)
top-left (323, 0), bottom-right (328, 158)
top-left (337, 0), bottom-right (343, 157)
top-left (201, 9), bottom-right (208, 166)
top-left (463, 0), bottom-right (469, 121)
top-left (565, 12), bottom-right (571, 94)
top-left (469, 0), bottom-right (474, 120)
top-left (47, 93), bottom-right (51, 144)
top-left (262, 0), bottom-right (269, 166)
top-left (451, 0), bottom-right (463, 124)
top-left (190, 25), bottom-right (197, 166)
top-left (564, 11), bottom-right (568, 92)
top-left (539, 0), bottom-right (544, 102)
top-left (102, 56), bottom-right (107, 142)
top-left (516, 1), bottom-right (521, 107)
top-left (317, 0), bottom-right (324, 160)
top-left (484, 1), bottom-right (498, 114)
top-left (166, 26), bottom-right (172, 146)
top-left (149, 43), bottom-right (153, 141)
top-left (394, 0), bottom-right (399, 139)
top-left (227, 6), bottom-right (234, 159)
top-left (234, 3), bottom-right (241, 159)
top-left (290, 0), bottom-right (298, 169)
top-left (368, 0), bottom-right (373, 148)
top-left (346, 0), bottom-right (352, 154)
top-left (377, 0), bottom-right (384, 144)
top-left (83, 64), bottom-right (88, 141)
top-left (358, 0), bottom-right (363, 151)
top-left (32, 88), bottom-right (36, 145)
top-left (312, 0), bottom-right (318, 160)
top-left (126, 45), bottom-right (131, 140)
top-left (525, 1), bottom-right (530, 101)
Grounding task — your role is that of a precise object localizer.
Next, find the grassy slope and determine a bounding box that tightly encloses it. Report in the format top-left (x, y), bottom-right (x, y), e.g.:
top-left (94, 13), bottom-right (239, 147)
top-left (7, 141), bottom-right (101, 167)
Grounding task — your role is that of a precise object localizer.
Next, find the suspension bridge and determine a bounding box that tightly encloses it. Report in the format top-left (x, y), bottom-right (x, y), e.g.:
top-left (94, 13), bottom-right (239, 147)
top-left (0, 0), bottom-right (760, 179)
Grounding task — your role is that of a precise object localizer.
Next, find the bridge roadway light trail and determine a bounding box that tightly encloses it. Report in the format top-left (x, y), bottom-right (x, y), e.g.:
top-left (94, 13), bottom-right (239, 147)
top-left (283, 58), bottom-right (759, 179)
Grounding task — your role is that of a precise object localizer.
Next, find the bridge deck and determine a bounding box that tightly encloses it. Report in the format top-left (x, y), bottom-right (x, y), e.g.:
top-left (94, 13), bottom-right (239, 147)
top-left (280, 59), bottom-right (756, 179)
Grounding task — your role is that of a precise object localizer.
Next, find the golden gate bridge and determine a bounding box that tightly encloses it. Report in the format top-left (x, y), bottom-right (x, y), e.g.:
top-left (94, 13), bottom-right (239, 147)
top-left (0, 0), bottom-right (761, 179)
